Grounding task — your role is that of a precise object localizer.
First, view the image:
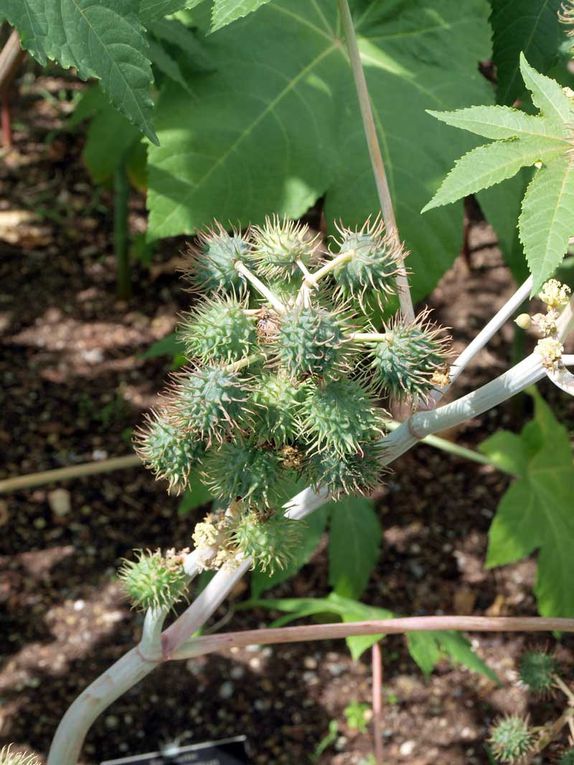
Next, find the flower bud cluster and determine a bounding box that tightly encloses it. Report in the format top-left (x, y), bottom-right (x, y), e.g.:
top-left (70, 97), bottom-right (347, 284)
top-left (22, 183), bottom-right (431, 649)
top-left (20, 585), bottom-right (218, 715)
top-left (516, 279), bottom-right (571, 371)
top-left (134, 216), bottom-right (451, 578)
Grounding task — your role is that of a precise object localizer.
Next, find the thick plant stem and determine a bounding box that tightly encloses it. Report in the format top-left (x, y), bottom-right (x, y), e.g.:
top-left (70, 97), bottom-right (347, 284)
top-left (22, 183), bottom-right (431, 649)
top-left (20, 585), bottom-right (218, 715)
top-left (337, 0), bottom-right (414, 322)
top-left (173, 616), bottom-right (574, 659)
top-left (114, 160), bottom-right (131, 300)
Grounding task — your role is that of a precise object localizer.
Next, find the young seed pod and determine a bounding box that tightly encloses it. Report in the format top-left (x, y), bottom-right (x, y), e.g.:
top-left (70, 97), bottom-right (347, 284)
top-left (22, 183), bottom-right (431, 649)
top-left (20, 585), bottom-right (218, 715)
top-left (185, 222), bottom-right (250, 294)
top-left (331, 218), bottom-right (402, 307)
top-left (518, 650), bottom-right (557, 694)
top-left (202, 439), bottom-right (284, 507)
top-left (369, 311), bottom-right (451, 400)
top-left (300, 378), bottom-right (384, 455)
top-left (230, 509), bottom-right (303, 573)
top-left (180, 296), bottom-right (257, 364)
top-left (488, 716), bottom-right (534, 763)
top-left (167, 365), bottom-right (251, 444)
top-left (275, 305), bottom-right (348, 379)
top-left (250, 215), bottom-right (322, 280)
top-left (118, 549), bottom-right (189, 611)
top-left (303, 440), bottom-right (384, 498)
top-left (251, 372), bottom-right (304, 446)
top-left (0, 748), bottom-right (41, 765)
top-left (134, 410), bottom-right (205, 493)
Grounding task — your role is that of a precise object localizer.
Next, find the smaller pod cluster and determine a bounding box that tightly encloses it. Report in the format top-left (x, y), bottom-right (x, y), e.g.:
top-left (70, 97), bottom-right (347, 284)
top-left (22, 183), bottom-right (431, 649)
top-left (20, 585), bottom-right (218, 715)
top-left (134, 216), bottom-right (451, 576)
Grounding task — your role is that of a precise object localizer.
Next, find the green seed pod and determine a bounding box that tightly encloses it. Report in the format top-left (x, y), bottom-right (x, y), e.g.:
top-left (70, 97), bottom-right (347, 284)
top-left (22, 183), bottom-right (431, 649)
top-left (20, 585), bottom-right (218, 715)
top-left (266, 276), bottom-right (303, 308)
top-left (331, 218), bottom-right (401, 307)
top-left (202, 439), bottom-right (283, 507)
top-left (369, 311), bottom-right (451, 400)
top-left (230, 509), bottom-right (303, 573)
top-left (180, 296), bottom-right (257, 363)
top-left (250, 215), bottom-right (321, 280)
top-left (301, 379), bottom-right (384, 455)
top-left (118, 549), bottom-right (188, 611)
top-left (560, 749), bottom-right (574, 765)
top-left (275, 305), bottom-right (348, 379)
top-left (251, 372), bottom-right (304, 446)
top-left (519, 650), bottom-right (557, 693)
top-left (134, 410), bottom-right (205, 493)
top-left (185, 222), bottom-right (250, 293)
top-left (488, 716), bottom-right (533, 763)
top-left (303, 440), bottom-right (384, 498)
top-left (0, 748), bottom-right (41, 765)
top-left (168, 365), bottom-right (251, 444)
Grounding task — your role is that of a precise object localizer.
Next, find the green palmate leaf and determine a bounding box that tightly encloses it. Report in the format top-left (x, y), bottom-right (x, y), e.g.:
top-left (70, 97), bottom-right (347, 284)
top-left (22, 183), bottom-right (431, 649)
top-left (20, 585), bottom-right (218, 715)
top-left (139, 0), bottom-right (204, 23)
top-left (150, 18), bottom-right (212, 70)
top-left (519, 156), bottom-right (574, 287)
top-left (425, 55), bottom-right (574, 290)
top-left (84, 102), bottom-right (141, 183)
top-left (210, 0), bottom-right (271, 32)
top-left (490, 0), bottom-right (564, 105)
top-left (148, 37), bottom-right (192, 92)
top-left (481, 390), bottom-right (574, 617)
top-left (328, 497), bottom-right (381, 600)
top-left (251, 505), bottom-right (328, 598)
top-left (407, 631), bottom-right (499, 682)
top-left (148, 0), bottom-right (494, 300)
top-left (1, 0), bottom-right (157, 143)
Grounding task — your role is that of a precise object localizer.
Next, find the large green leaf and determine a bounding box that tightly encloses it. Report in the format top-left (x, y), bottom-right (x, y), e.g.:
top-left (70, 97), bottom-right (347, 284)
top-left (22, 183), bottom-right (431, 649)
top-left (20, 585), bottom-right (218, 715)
top-left (490, 0), bottom-right (564, 105)
top-left (328, 497), bottom-right (381, 600)
top-left (140, 0), bottom-right (204, 23)
top-left (210, 0), bottom-right (271, 31)
top-left (1, 0), bottom-right (157, 142)
top-left (148, 0), bottom-right (494, 300)
top-left (481, 390), bottom-right (574, 617)
top-left (425, 56), bottom-right (574, 291)
top-left (407, 631), bottom-right (499, 682)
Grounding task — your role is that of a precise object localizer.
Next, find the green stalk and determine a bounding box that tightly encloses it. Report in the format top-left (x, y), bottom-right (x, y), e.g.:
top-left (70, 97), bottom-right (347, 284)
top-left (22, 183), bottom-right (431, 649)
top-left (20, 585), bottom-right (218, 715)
top-left (114, 159), bottom-right (131, 300)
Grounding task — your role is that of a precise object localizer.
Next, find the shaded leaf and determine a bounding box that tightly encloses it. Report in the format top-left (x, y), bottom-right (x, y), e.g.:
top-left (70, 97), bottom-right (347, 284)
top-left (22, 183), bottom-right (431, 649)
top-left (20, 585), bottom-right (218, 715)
top-left (177, 474), bottom-right (213, 515)
top-left (211, 0), bottom-right (271, 32)
top-left (408, 631), bottom-right (499, 682)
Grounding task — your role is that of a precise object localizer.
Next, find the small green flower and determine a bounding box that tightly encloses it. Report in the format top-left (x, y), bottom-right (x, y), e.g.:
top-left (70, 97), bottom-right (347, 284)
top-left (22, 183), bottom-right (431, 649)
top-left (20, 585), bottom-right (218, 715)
top-left (185, 223), bottom-right (250, 293)
top-left (180, 296), bottom-right (257, 363)
top-left (168, 365), bottom-right (251, 444)
top-left (230, 510), bottom-right (303, 573)
top-left (519, 650), bottom-right (557, 693)
top-left (488, 716), bottom-right (533, 763)
top-left (250, 215), bottom-right (321, 280)
top-left (369, 311), bottom-right (451, 400)
top-left (275, 305), bottom-right (348, 379)
top-left (202, 439), bottom-right (284, 507)
top-left (134, 410), bottom-right (204, 493)
top-left (301, 379), bottom-right (384, 455)
top-left (118, 549), bottom-right (189, 611)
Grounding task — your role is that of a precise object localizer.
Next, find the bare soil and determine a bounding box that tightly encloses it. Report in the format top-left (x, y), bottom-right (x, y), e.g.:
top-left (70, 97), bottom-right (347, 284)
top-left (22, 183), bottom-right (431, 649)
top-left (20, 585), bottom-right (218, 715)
top-left (1, 71), bottom-right (573, 765)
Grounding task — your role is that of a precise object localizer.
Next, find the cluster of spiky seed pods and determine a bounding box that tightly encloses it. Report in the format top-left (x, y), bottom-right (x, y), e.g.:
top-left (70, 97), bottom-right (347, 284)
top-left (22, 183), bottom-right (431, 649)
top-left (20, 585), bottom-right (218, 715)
top-left (130, 216), bottom-right (451, 583)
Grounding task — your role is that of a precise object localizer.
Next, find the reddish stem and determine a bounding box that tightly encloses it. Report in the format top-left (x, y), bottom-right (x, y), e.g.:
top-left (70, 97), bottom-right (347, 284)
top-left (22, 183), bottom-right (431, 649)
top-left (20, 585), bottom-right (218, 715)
top-left (372, 641), bottom-right (384, 765)
top-left (1, 95), bottom-right (11, 148)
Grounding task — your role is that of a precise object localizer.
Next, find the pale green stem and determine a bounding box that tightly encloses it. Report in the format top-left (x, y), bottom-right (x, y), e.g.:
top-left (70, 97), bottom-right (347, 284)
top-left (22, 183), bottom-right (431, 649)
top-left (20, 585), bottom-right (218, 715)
top-left (234, 261), bottom-right (286, 314)
top-left (226, 352), bottom-right (265, 373)
top-left (337, 0), bottom-right (414, 322)
top-left (346, 331), bottom-right (390, 343)
top-left (304, 249), bottom-right (354, 287)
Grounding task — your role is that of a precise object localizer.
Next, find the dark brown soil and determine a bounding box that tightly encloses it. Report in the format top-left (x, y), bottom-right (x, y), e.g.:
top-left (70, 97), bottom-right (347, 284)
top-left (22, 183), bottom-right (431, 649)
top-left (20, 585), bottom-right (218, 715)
top-left (1, 72), bottom-right (573, 765)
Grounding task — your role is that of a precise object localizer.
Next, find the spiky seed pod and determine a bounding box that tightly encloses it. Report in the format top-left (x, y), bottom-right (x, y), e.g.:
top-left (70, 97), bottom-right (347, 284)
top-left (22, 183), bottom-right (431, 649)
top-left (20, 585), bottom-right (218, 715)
top-left (301, 379), bottom-right (384, 455)
top-left (369, 312), bottom-right (451, 400)
top-left (118, 549), bottom-right (188, 611)
top-left (518, 650), bottom-right (557, 694)
top-left (0, 748), bottom-right (41, 765)
top-left (185, 223), bottom-right (250, 293)
top-left (488, 716), bottom-right (534, 763)
top-left (168, 365), bottom-right (251, 444)
top-left (266, 277), bottom-right (303, 308)
top-left (250, 215), bottom-right (321, 280)
top-left (134, 410), bottom-right (205, 493)
top-left (251, 372), bottom-right (304, 446)
top-left (275, 305), bottom-right (348, 379)
top-left (202, 439), bottom-right (284, 507)
top-left (331, 218), bottom-right (402, 307)
top-left (230, 509), bottom-right (303, 573)
top-left (560, 749), bottom-right (574, 765)
top-left (303, 440), bottom-right (384, 498)
top-left (180, 296), bottom-right (257, 363)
